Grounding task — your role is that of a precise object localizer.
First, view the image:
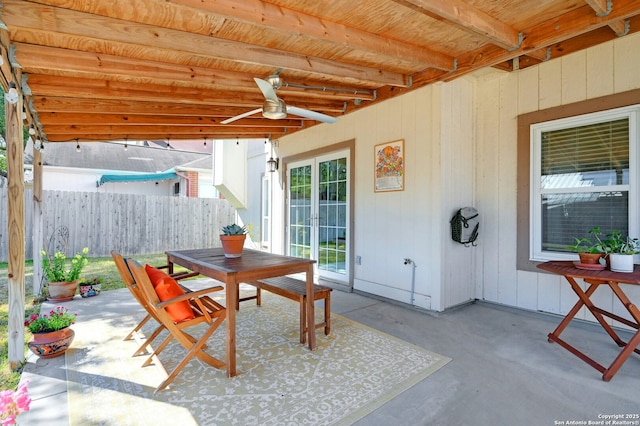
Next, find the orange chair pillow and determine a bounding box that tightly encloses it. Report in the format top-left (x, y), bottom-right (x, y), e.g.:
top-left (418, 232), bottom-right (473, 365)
top-left (145, 264), bottom-right (170, 288)
top-left (145, 264), bottom-right (195, 323)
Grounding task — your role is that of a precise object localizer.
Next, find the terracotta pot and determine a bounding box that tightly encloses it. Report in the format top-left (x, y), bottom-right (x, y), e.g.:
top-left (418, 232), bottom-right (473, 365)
top-left (578, 253), bottom-right (603, 264)
top-left (47, 281), bottom-right (77, 302)
top-left (220, 234), bottom-right (246, 258)
top-left (28, 327), bottom-right (75, 359)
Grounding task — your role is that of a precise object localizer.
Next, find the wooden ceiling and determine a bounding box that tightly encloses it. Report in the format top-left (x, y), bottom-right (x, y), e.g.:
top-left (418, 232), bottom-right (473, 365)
top-left (0, 0), bottom-right (639, 145)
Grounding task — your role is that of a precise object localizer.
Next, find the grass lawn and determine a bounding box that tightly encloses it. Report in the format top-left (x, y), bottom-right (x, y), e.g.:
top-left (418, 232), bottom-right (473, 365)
top-left (0, 253), bottom-right (179, 391)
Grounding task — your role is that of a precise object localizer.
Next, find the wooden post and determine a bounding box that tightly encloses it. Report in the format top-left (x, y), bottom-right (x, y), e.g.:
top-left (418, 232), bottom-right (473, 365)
top-left (6, 85), bottom-right (25, 370)
top-left (32, 143), bottom-right (43, 295)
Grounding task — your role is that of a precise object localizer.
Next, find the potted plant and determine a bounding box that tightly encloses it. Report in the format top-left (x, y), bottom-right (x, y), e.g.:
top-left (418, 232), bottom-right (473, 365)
top-left (41, 247), bottom-right (89, 302)
top-left (79, 277), bottom-right (102, 298)
top-left (567, 227), bottom-right (605, 265)
top-left (24, 306), bottom-right (76, 358)
top-left (606, 231), bottom-right (639, 273)
top-left (220, 224), bottom-right (247, 258)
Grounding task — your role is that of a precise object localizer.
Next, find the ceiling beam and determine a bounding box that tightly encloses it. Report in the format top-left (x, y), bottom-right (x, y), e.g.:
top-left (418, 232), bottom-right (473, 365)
top-left (584, 0), bottom-right (629, 35)
top-left (14, 43), bottom-right (377, 102)
top-left (25, 74), bottom-right (345, 113)
top-left (46, 132), bottom-right (282, 142)
top-left (31, 97), bottom-right (348, 115)
top-left (36, 112), bottom-right (305, 128)
top-left (42, 124), bottom-right (288, 135)
top-left (390, 0), bottom-right (521, 50)
top-left (30, 0), bottom-right (455, 71)
top-left (3, 0), bottom-right (410, 87)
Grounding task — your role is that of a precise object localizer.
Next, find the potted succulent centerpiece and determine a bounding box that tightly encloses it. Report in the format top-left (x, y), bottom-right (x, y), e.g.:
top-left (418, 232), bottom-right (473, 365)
top-left (220, 223), bottom-right (247, 258)
top-left (41, 247), bottom-right (89, 302)
top-left (24, 306), bottom-right (76, 358)
top-left (605, 230), bottom-right (639, 273)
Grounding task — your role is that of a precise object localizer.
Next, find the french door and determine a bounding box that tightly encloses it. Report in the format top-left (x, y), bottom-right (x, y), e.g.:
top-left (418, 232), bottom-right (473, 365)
top-left (287, 150), bottom-right (350, 282)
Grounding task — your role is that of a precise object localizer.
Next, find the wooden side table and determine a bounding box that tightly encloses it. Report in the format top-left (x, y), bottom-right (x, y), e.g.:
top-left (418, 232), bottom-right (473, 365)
top-left (537, 261), bottom-right (640, 381)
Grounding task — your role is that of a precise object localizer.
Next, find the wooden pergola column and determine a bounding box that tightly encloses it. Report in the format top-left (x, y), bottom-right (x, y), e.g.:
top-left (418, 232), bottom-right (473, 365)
top-left (5, 81), bottom-right (25, 370)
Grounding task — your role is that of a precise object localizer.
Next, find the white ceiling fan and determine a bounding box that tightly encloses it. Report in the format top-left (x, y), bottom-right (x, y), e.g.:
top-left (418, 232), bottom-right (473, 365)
top-left (221, 75), bottom-right (339, 124)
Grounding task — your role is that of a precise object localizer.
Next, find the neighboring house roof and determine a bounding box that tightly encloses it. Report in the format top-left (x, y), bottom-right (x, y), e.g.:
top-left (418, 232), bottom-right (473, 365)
top-left (30, 142), bottom-right (210, 173)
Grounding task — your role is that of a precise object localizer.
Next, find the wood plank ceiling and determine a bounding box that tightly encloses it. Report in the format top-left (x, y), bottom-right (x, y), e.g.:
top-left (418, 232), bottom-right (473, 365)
top-left (0, 0), bottom-right (639, 145)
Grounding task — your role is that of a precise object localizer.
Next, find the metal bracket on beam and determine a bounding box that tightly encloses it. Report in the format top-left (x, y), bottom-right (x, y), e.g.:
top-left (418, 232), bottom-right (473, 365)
top-left (449, 59), bottom-right (458, 73)
top-left (406, 75), bottom-right (413, 88)
top-left (543, 47), bottom-right (552, 62)
top-left (597, 0), bottom-right (613, 17)
top-left (617, 20), bottom-right (631, 37)
top-left (508, 32), bottom-right (524, 52)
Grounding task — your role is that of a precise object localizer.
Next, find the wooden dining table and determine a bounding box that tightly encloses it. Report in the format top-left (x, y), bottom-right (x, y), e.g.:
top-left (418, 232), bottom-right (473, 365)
top-left (165, 247), bottom-right (316, 378)
top-left (537, 261), bottom-right (640, 381)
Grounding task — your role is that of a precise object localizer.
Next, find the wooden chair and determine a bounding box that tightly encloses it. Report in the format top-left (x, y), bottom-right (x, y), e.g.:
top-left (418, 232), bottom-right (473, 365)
top-left (126, 258), bottom-right (227, 392)
top-left (111, 251), bottom-right (206, 357)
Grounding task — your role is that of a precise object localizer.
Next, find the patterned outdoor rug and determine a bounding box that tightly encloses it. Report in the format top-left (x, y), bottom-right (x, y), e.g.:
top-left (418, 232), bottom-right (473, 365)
top-left (66, 291), bottom-right (451, 425)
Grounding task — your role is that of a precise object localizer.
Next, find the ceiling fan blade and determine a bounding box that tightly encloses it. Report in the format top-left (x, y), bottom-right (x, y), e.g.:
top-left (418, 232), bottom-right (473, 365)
top-left (254, 78), bottom-right (279, 103)
top-left (221, 108), bottom-right (263, 124)
top-left (287, 106), bottom-right (338, 124)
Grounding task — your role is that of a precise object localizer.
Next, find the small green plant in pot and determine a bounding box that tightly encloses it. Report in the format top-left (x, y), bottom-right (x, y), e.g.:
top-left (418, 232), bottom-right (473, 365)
top-left (605, 231), bottom-right (640, 273)
top-left (220, 224), bottom-right (247, 258)
top-left (41, 247), bottom-right (89, 302)
top-left (567, 227), bottom-right (606, 265)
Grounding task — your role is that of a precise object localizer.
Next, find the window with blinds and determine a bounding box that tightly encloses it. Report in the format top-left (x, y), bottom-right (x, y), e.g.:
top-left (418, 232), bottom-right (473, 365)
top-left (530, 106), bottom-right (637, 261)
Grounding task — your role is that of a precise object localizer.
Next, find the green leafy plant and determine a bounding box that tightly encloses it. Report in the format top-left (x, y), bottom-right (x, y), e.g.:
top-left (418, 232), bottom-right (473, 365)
top-left (568, 227), bottom-right (607, 254)
top-left (221, 223), bottom-right (247, 235)
top-left (41, 247), bottom-right (89, 282)
top-left (605, 230), bottom-right (640, 255)
top-left (24, 306), bottom-right (76, 333)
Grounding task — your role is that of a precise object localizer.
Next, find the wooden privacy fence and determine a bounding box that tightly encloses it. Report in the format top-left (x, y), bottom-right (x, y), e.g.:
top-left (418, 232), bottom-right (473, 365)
top-left (0, 189), bottom-right (237, 261)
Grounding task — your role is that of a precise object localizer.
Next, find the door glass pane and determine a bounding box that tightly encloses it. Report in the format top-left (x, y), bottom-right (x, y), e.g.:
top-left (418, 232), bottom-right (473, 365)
top-left (318, 158), bottom-right (347, 274)
top-left (289, 165), bottom-right (312, 260)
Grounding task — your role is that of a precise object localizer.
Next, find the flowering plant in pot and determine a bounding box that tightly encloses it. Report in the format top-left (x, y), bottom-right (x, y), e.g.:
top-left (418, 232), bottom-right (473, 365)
top-left (220, 223), bottom-right (247, 258)
top-left (24, 306), bottom-right (76, 358)
top-left (41, 247), bottom-right (89, 302)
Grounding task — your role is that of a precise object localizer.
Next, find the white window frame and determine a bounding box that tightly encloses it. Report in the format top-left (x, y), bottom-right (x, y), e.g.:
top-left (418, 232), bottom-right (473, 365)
top-left (530, 105), bottom-right (639, 261)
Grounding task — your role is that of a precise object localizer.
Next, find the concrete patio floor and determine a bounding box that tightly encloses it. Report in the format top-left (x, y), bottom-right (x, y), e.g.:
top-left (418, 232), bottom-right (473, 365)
top-left (18, 279), bottom-right (640, 425)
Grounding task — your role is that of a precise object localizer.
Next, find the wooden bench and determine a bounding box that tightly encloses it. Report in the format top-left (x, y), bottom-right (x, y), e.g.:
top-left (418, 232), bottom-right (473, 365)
top-left (239, 276), bottom-right (332, 344)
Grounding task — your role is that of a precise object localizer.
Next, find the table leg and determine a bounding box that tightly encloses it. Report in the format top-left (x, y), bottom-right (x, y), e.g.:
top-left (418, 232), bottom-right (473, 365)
top-left (226, 276), bottom-right (237, 377)
top-left (306, 263), bottom-right (316, 350)
top-left (548, 277), bottom-right (598, 342)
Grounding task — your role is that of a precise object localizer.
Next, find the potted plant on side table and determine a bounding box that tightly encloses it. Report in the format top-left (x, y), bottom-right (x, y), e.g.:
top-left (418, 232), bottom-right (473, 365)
top-left (24, 306), bottom-right (76, 358)
top-left (568, 227), bottom-right (606, 266)
top-left (41, 247), bottom-right (89, 302)
top-left (606, 230), bottom-right (639, 273)
top-left (220, 224), bottom-right (247, 258)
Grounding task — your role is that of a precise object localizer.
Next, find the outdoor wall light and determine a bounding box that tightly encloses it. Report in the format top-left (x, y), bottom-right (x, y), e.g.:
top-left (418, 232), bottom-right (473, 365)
top-left (124, 138), bottom-right (128, 151)
top-left (76, 138), bottom-right (81, 153)
top-left (267, 156), bottom-right (279, 172)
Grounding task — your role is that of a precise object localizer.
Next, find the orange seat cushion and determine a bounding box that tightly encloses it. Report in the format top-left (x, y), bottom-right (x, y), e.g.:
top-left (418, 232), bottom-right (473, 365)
top-left (145, 264), bottom-right (194, 323)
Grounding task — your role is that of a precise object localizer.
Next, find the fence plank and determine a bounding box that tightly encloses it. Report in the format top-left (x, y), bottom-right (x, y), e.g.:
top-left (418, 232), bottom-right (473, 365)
top-left (0, 189), bottom-right (234, 261)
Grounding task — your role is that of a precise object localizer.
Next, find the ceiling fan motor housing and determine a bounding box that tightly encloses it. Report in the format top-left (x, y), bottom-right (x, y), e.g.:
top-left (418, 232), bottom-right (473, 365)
top-left (262, 98), bottom-right (287, 119)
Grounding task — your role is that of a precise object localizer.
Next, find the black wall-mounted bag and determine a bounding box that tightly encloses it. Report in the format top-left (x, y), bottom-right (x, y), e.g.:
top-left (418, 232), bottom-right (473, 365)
top-left (450, 207), bottom-right (479, 246)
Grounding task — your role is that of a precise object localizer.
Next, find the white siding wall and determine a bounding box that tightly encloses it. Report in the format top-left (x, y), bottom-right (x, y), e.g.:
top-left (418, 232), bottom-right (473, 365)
top-left (475, 32), bottom-right (640, 323)
top-left (277, 78), bottom-right (477, 311)
top-left (275, 32), bottom-right (640, 318)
